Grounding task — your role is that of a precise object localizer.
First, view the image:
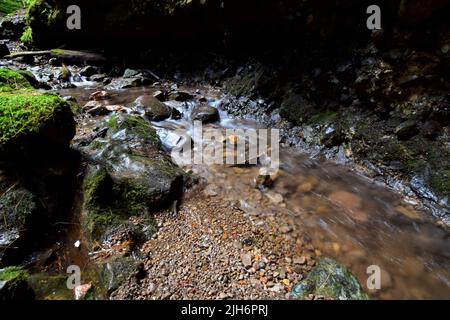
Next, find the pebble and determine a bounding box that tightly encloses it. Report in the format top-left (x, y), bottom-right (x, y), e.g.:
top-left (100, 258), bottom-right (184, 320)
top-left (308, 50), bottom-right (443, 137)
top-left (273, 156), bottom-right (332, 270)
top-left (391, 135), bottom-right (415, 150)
top-left (240, 252), bottom-right (253, 268)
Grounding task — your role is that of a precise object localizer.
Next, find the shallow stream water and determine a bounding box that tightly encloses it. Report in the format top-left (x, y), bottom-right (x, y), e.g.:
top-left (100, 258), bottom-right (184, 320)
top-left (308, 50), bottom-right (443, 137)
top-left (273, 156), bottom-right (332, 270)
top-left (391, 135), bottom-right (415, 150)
top-left (58, 82), bottom-right (450, 300)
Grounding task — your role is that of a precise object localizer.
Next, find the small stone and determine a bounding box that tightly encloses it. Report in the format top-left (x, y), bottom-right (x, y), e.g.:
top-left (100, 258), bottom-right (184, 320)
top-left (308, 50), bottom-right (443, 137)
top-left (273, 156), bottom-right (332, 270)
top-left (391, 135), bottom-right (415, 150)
top-left (240, 252), bottom-right (252, 268)
top-left (293, 256), bottom-right (307, 265)
top-left (89, 90), bottom-right (110, 101)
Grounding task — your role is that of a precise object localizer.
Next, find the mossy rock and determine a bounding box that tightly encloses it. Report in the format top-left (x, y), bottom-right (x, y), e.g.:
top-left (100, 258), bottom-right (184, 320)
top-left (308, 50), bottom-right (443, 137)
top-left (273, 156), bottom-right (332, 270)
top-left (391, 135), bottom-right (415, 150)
top-left (0, 68), bottom-right (75, 158)
top-left (0, 0), bottom-right (23, 15)
top-left (292, 258), bottom-right (369, 300)
top-left (82, 114), bottom-right (184, 242)
top-left (0, 68), bottom-right (32, 92)
top-left (101, 255), bottom-right (141, 295)
top-left (0, 266), bottom-right (35, 300)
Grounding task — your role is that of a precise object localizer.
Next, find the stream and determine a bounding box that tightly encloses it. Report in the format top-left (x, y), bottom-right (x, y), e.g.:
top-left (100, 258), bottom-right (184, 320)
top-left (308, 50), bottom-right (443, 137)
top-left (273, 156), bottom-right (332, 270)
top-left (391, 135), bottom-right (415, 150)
top-left (54, 80), bottom-right (450, 300)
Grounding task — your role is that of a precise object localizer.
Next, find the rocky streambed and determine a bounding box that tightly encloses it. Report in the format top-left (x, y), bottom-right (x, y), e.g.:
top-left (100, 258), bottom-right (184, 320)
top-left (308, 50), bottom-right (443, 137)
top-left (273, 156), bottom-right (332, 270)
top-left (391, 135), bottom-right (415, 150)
top-left (0, 52), bottom-right (449, 300)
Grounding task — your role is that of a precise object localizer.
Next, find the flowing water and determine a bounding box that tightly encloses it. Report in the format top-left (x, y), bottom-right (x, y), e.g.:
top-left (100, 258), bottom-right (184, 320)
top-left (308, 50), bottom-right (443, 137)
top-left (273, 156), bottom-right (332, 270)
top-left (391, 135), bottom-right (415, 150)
top-left (58, 83), bottom-right (450, 300)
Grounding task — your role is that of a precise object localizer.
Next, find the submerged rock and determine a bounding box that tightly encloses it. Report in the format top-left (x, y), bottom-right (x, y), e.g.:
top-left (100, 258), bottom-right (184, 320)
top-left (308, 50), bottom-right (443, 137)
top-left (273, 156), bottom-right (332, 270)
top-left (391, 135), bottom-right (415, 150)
top-left (291, 258), bottom-right (369, 300)
top-left (0, 267), bottom-right (35, 300)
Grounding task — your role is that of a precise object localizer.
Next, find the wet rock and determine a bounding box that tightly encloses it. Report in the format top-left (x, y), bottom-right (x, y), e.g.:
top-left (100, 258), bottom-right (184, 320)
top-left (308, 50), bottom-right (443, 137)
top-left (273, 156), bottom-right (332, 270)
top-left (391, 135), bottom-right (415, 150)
top-left (105, 78), bottom-right (145, 90)
top-left (168, 91), bottom-right (194, 102)
top-left (133, 95), bottom-right (173, 121)
top-left (0, 267), bottom-right (35, 300)
top-left (0, 14), bottom-right (26, 39)
top-left (292, 258), bottom-right (369, 300)
top-left (102, 256), bottom-right (141, 294)
top-left (89, 90), bottom-right (110, 101)
top-left (90, 74), bottom-right (107, 82)
top-left (153, 90), bottom-right (166, 101)
top-left (191, 105), bottom-right (220, 123)
top-left (0, 181), bottom-right (38, 266)
top-left (280, 91), bottom-right (317, 126)
top-left (86, 105), bottom-right (111, 117)
top-left (394, 120), bottom-right (418, 140)
top-left (0, 42), bottom-right (10, 57)
top-left (81, 114), bottom-right (184, 241)
top-left (80, 66), bottom-right (97, 78)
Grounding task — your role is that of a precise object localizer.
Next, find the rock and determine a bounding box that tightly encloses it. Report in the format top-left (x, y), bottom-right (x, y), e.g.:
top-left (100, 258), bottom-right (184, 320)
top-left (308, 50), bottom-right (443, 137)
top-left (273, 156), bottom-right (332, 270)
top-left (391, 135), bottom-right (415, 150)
top-left (421, 120), bottom-right (442, 140)
top-left (101, 256), bottom-right (141, 294)
top-left (0, 69), bottom-right (76, 159)
top-left (0, 14), bottom-right (26, 39)
top-left (0, 42), bottom-right (10, 57)
top-left (0, 182), bottom-right (38, 266)
top-left (0, 267), bottom-right (35, 300)
top-left (153, 90), bottom-right (166, 101)
top-left (81, 114), bottom-right (184, 241)
top-left (80, 66), bottom-right (97, 78)
top-left (291, 258), bottom-right (369, 300)
top-left (58, 65), bottom-right (72, 82)
top-left (266, 192), bottom-right (284, 205)
top-left (123, 69), bottom-right (141, 78)
top-left (89, 90), bottom-right (110, 101)
top-left (89, 74), bottom-right (107, 82)
top-left (293, 256), bottom-right (307, 265)
top-left (105, 77), bottom-right (147, 90)
top-left (73, 283), bottom-right (93, 300)
top-left (133, 95), bottom-right (173, 121)
top-left (394, 120), bottom-right (418, 140)
top-left (240, 252), bottom-right (253, 268)
top-left (191, 105), bottom-right (220, 123)
top-left (86, 105), bottom-right (111, 116)
top-left (168, 91), bottom-right (194, 102)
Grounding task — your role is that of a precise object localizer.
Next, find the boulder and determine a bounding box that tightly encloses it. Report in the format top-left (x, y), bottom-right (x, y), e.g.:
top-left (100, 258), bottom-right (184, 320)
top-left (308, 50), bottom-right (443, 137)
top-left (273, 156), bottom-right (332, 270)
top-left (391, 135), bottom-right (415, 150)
top-left (0, 13), bottom-right (26, 39)
top-left (0, 178), bottom-right (38, 266)
top-left (0, 267), bottom-right (35, 300)
top-left (0, 68), bottom-right (76, 159)
top-left (132, 95), bottom-right (174, 121)
top-left (81, 114), bottom-right (184, 242)
top-left (292, 258), bottom-right (369, 300)
top-left (191, 104), bottom-right (220, 123)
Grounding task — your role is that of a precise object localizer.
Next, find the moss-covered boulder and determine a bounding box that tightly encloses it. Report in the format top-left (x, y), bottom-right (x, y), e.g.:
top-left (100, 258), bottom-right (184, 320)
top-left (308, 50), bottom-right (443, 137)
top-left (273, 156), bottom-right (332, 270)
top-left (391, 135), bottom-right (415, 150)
top-left (0, 266), bottom-right (35, 300)
top-left (81, 114), bottom-right (184, 242)
top-left (0, 68), bottom-right (75, 159)
top-left (0, 175), bottom-right (39, 266)
top-left (292, 258), bottom-right (369, 300)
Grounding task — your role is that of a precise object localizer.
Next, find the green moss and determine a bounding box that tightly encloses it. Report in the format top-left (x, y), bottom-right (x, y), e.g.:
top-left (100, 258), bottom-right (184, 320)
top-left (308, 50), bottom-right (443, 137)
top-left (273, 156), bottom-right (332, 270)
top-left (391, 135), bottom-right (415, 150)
top-left (0, 68), bottom-right (32, 92)
top-left (110, 115), bottom-right (160, 144)
top-left (0, 266), bottom-right (34, 300)
top-left (107, 115), bottom-right (119, 130)
top-left (83, 167), bottom-right (155, 240)
top-left (0, 92), bottom-right (69, 144)
top-left (307, 111), bottom-right (338, 125)
top-left (0, 0), bottom-right (23, 15)
top-left (431, 170), bottom-right (450, 198)
top-left (292, 258), bottom-right (369, 300)
top-left (0, 266), bottom-right (28, 282)
top-left (20, 27), bottom-right (33, 46)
